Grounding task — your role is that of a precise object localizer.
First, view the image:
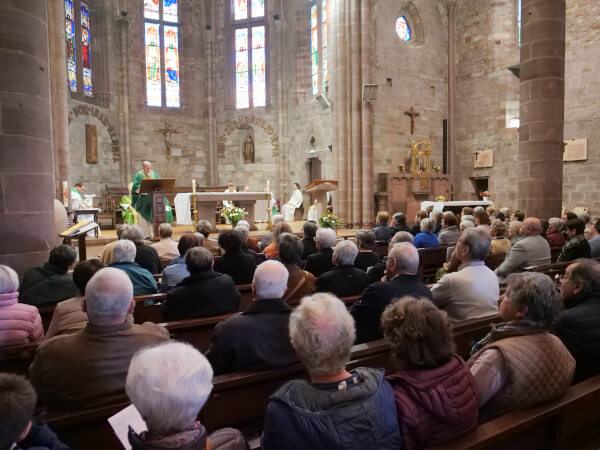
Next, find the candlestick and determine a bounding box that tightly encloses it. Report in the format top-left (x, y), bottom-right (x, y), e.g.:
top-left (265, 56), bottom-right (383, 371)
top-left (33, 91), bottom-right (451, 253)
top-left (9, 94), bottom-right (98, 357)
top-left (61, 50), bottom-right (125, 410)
top-left (62, 181), bottom-right (69, 207)
top-left (192, 179), bottom-right (196, 195)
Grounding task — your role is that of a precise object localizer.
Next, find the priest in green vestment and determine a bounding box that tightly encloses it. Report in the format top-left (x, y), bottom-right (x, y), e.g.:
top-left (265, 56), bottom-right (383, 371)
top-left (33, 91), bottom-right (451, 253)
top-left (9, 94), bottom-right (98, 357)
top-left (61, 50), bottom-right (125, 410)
top-left (131, 161), bottom-right (173, 237)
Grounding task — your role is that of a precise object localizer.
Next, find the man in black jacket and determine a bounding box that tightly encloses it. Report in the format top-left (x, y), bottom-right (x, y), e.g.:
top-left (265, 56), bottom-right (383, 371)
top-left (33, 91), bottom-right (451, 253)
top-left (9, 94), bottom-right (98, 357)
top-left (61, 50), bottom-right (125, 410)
top-left (213, 229), bottom-right (257, 284)
top-left (316, 240), bottom-right (368, 298)
top-left (162, 247), bottom-right (240, 321)
top-left (350, 242), bottom-right (432, 343)
top-left (206, 260), bottom-right (298, 375)
top-left (552, 259), bottom-right (600, 383)
top-left (305, 227), bottom-right (336, 277)
top-left (19, 245), bottom-right (79, 306)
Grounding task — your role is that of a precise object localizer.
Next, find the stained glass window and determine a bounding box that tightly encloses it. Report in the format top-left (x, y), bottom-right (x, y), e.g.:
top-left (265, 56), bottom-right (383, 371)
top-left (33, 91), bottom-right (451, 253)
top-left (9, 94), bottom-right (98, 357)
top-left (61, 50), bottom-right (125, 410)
top-left (145, 23), bottom-right (162, 106)
top-left (251, 0), bottom-right (264, 18)
top-left (518, 0), bottom-right (522, 46)
top-left (310, 5), bottom-right (318, 95)
top-left (321, 0), bottom-right (327, 88)
top-left (310, 1), bottom-right (328, 95)
top-left (144, 0), bottom-right (160, 20)
top-left (144, 0), bottom-right (180, 107)
top-left (163, 0), bottom-right (178, 23)
top-left (234, 0), bottom-right (248, 21)
top-left (81, 2), bottom-right (92, 96)
top-left (233, 0), bottom-right (267, 109)
top-left (65, 0), bottom-right (77, 92)
top-left (395, 16), bottom-right (411, 42)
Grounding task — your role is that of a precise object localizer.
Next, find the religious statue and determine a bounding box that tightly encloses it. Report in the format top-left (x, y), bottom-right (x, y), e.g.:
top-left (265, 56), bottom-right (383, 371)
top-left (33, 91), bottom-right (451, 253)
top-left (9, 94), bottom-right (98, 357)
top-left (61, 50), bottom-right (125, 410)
top-left (410, 139), bottom-right (432, 175)
top-left (243, 134), bottom-right (254, 164)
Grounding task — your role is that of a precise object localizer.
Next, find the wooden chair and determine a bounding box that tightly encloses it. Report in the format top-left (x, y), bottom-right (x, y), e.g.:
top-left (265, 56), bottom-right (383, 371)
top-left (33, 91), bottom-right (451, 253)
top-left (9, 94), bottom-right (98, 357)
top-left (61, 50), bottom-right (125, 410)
top-left (373, 240), bottom-right (389, 258)
top-left (417, 246), bottom-right (449, 283)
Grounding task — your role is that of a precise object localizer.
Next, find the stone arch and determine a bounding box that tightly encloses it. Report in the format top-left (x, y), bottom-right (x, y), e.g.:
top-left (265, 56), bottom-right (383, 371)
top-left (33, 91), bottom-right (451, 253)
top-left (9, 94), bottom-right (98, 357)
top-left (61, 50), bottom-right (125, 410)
top-left (303, 121), bottom-right (327, 154)
top-left (395, 2), bottom-right (424, 46)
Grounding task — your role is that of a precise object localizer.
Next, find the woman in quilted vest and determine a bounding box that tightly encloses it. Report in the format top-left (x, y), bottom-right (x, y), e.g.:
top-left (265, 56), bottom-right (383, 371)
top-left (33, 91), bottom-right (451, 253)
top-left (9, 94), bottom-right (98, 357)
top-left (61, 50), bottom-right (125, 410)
top-left (0, 265), bottom-right (44, 347)
top-left (469, 272), bottom-right (575, 421)
top-left (382, 297), bottom-right (479, 449)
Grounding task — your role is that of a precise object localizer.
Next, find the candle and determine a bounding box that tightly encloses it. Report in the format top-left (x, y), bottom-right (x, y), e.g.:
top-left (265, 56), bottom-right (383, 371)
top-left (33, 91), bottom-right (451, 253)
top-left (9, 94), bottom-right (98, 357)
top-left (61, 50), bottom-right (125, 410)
top-left (266, 179), bottom-right (270, 193)
top-left (192, 179), bottom-right (196, 195)
top-left (62, 181), bottom-right (68, 207)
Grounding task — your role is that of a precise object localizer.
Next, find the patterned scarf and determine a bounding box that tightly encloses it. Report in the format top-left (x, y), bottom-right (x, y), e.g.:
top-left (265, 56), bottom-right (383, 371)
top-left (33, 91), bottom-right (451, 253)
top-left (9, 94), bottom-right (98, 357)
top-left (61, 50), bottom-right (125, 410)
top-left (470, 320), bottom-right (546, 355)
top-left (558, 234), bottom-right (587, 262)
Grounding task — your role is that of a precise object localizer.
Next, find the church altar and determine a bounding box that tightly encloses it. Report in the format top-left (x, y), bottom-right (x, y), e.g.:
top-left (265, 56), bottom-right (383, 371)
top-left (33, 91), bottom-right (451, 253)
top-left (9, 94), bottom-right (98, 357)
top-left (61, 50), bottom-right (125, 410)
top-left (375, 173), bottom-right (451, 220)
top-left (174, 192), bottom-right (269, 229)
top-left (420, 200), bottom-right (493, 213)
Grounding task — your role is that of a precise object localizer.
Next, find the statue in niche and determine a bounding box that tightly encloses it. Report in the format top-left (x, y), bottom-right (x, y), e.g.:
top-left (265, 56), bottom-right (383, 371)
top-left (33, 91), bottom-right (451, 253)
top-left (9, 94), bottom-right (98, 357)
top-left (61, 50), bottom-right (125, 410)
top-left (243, 134), bottom-right (254, 164)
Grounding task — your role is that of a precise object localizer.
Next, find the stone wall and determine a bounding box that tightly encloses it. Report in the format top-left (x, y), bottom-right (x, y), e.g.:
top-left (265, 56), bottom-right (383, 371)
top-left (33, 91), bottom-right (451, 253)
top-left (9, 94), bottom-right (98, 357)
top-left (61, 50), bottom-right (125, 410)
top-left (563, 0), bottom-right (600, 212)
top-left (373, 1), bottom-right (449, 177)
top-left (454, 0), bottom-right (520, 207)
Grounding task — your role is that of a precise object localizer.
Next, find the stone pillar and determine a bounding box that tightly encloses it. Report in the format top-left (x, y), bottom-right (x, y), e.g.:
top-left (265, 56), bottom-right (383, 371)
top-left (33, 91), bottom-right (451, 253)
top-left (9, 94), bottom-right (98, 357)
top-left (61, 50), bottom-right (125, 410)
top-left (332, 0), bottom-right (374, 228)
top-left (47, 0), bottom-right (71, 200)
top-left (0, 1), bottom-right (56, 276)
top-left (204, 1), bottom-right (217, 185)
top-left (518, 0), bottom-right (565, 217)
top-left (447, 0), bottom-right (456, 198)
top-left (118, 15), bottom-right (133, 183)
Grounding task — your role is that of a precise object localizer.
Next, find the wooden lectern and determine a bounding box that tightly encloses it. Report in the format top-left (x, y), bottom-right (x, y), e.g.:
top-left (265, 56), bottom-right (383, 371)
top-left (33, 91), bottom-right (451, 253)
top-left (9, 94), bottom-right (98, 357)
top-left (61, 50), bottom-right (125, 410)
top-left (306, 180), bottom-right (338, 220)
top-left (140, 178), bottom-right (175, 238)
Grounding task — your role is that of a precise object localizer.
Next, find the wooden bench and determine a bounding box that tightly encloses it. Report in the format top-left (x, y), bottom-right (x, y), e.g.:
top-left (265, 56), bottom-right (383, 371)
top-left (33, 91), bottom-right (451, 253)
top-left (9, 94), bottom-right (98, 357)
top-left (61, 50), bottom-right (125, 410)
top-left (427, 374), bottom-right (600, 450)
top-left (373, 240), bottom-right (389, 257)
top-left (417, 246), bottom-right (449, 283)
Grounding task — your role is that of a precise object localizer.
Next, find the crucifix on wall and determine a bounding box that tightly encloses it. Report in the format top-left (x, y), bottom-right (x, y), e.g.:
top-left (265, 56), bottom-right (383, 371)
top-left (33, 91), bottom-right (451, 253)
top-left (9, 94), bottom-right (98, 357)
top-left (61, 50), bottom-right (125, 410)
top-left (404, 106), bottom-right (420, 135)
top-left (154, 120), bottom-right (180, 159)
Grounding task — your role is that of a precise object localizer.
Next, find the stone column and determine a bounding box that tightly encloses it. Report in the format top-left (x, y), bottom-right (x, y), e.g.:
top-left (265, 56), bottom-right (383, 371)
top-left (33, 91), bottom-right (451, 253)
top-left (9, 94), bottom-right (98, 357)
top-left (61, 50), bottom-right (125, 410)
top-left (118, 15), bottom-right (133, 182)
top-left (518, 0), bottom-right (565, 217)
top-left (0, 1), bottom-right (56, 276)
top-left (447, 0), bottom-right (456, 198)
top-left (332, 0), bottom-right (373, 228)
top-left (204, 1), bottom-right (217, 185)
top-left (47, 0), bottom-right (71, 200)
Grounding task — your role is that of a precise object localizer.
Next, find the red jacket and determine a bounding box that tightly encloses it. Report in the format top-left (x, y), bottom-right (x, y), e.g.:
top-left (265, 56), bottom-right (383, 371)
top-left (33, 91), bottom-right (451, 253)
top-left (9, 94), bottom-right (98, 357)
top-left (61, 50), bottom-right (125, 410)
top-left (386, 354), bottom-right (479, 450)
top-left (546, 231), bottom-right (565, 248)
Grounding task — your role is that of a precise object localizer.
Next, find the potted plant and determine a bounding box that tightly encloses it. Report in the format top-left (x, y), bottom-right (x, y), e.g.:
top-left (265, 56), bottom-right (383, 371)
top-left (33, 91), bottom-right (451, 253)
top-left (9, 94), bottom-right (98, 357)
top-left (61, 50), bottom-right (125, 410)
top-left (397, 163), bottom-right (406, 173)
top-left (319, 212), bottom-right (340, 229)
top-left (480, 191), bottom-right (491, 201)
top-left (220, 206), bottom-right (248, 228)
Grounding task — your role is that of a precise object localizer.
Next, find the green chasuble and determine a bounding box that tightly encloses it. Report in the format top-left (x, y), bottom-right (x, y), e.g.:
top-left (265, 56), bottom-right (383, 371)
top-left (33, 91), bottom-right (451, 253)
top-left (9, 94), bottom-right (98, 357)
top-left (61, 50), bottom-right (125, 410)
top-left (119, 194), bottom-right (138, 224)
top-left (131, 170), bottom-right (173, 223)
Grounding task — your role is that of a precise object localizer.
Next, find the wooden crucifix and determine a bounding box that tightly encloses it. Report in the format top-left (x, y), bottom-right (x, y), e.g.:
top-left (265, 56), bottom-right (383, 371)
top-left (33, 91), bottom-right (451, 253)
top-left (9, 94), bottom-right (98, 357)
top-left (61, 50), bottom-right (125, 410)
top-left (154, 120), bottom-right (180, 159)
top-left (404, 106), bottom-right (420, 135)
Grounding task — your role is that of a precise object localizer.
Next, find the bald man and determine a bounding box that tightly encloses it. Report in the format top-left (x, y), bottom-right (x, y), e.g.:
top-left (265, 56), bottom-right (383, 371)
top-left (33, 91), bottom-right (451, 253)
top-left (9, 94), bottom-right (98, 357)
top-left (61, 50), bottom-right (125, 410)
top-left (29, 268), bottom-right (169, 412)
top-left (206, 260), bottom-right (299, 375)
top-left (131, 161), bottom-right (173, 238)
top-left (495, 217), bottom-right (551, 281)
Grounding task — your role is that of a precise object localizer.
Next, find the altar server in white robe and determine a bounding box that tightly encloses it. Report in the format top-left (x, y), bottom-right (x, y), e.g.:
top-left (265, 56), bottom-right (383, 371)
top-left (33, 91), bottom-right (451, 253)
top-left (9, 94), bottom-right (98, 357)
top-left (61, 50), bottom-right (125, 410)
top-left (282, 183), bottom-right (303, 221)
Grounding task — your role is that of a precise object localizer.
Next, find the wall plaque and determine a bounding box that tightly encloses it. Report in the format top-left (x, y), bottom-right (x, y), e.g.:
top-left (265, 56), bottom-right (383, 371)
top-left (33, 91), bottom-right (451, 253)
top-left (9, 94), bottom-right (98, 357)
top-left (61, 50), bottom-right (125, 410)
top-left (563, 138), bottom-right (587, 162)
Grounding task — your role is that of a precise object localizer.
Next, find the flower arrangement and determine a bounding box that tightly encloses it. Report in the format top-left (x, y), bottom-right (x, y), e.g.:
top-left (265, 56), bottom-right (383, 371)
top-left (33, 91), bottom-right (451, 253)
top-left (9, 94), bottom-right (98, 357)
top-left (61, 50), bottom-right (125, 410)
top-left (480, 190), bottom-right (491, 198)
top-left (397, 164), bottom-right (406, 173)
top-left (436, 196), bottom-right (447, 202)
top-left (319, 212), bottom-right (340, 229)
top-left (220, 206), bottom-right (248, 227)
top-left (433, 165), bottom-right (441, 174)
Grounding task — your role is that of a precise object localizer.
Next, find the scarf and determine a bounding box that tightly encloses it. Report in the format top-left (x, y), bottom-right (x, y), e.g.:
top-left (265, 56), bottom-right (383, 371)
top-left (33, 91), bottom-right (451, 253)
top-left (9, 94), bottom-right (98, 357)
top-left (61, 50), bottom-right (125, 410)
top-left (558, 234), bottom-right (587, 262)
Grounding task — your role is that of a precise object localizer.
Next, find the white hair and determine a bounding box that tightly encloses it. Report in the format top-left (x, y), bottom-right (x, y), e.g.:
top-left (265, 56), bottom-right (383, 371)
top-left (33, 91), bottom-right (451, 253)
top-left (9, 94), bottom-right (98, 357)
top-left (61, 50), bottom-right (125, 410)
top-left (460, 226), bottom-right (492, 260)
top-left (500, 207), bottom-right (510, 216)
top-left (420, 218), bottom-right (434, 233)
top-left (548, 217), bottom-right (562, 230)
top-left (272, 214), bottom-right (284, 226)
top-left (253, 260), bottom-right (289, 299)
top-left (460, 220), bottom-right (475, 231)
top-left (0, 265), bottom-right (19, 294)
top-left (290, 293), bottom-right (356, 377)
top-left (316, 227), bottom-right (337, 248)
top-left (126, 342), bottom-right (213, 435)
top-left (333, 240), bottom-right (358, 266)
top-left (84, 268), bottom-right (133, 325)
top-left (473, 206), bottom-right (485, 213)
top-left (388, 242), bottom-right (419, 274)
top-left (234, 225), bottom-right (250, 242)
top-left (391, 231), bottom-right (414, 245)
top-left (113, 240), bottom-right (136, 263)
top-left (462, 214), bottom-right (474, 223)
top-left (237, 220), bottom-right (250, 229)
top-left (121, 226), bottom-right (144, 244)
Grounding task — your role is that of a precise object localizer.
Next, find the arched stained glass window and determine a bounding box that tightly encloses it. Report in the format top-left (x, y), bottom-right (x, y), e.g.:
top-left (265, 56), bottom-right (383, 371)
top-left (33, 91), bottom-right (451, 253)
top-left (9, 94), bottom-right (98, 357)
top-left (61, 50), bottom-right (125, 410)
top-left (310, 0), bottom-right (328, 95)
top-left (144, 0), bottom-right (180, 107)
top-left (64, 0), bottom-right (93, 96)
top-left (233, 0), bottom-right (267, 109)
top-left (395, 16), bottom-right (411, 42)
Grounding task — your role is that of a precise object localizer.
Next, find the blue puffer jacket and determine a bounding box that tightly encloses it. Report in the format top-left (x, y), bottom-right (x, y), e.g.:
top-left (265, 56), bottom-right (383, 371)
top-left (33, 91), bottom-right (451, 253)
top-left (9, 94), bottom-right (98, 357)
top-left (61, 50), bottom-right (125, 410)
top-left (261, 367), bottom-right (402, 450)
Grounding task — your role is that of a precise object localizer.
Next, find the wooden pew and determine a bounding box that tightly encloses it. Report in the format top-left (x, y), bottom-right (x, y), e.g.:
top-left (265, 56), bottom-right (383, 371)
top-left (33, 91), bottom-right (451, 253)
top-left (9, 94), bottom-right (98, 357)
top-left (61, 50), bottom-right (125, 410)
top-left (373, 240), bottom-right (389, 258)
top-left (427, 374), bottom-right (600, 450)
top-left (550, 246), bottom-right (562, 263)
top-left (34, 314), bottom-right (499, 448)
top-left (161, 313), bottom-right (234, 352)
top-left (38, 305), bottom-right (56, 333)
top-left (0, 341), bottom-right (38, 375)
top-left (417, 246), bottom-right (449, 283)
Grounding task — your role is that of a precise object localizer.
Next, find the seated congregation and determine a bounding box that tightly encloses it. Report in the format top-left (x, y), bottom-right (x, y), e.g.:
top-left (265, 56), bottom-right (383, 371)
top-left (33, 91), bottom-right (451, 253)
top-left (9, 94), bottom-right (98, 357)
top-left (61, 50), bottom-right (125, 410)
top-left (2, 207), bottom-right (600, 450)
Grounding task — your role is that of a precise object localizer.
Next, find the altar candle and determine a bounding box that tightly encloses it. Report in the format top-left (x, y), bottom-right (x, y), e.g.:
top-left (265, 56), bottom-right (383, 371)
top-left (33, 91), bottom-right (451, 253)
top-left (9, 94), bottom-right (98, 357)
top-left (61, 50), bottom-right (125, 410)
top-left (62, 181), bottom-right (69, 207)
top-left (192, 179), bottom-right (196, 195)
top-left (266, 179), bottom-right (270, 193)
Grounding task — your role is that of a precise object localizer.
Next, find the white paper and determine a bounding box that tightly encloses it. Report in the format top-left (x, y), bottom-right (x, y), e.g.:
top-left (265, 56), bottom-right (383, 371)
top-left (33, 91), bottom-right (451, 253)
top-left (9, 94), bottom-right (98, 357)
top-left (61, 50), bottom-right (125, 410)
top-left (107, 404), bottom-right (148, 450)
